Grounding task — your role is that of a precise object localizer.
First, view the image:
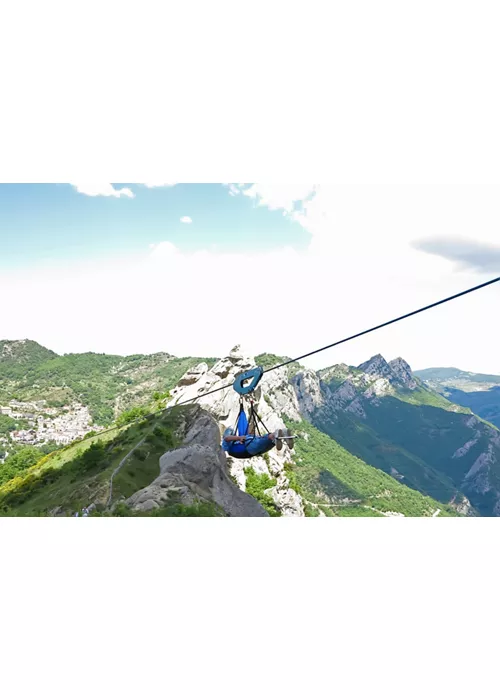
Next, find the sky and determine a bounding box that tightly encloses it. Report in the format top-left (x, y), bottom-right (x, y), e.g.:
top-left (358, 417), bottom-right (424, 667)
top-left (1, 183), bottom-right (499, 374)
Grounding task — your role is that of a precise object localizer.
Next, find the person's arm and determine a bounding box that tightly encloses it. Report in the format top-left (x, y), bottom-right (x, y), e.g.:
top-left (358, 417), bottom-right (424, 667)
top-left (224, 434), bottom-right (247, 443)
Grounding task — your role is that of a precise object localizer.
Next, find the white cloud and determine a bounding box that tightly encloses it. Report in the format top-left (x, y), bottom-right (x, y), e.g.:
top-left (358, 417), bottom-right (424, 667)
top-left (70, 183), bottom-right (178, 197)
top-left (180, 216), bottom-right (192, 224)
top-left (142, 183), bottom-right (178, 188)
top-left (70, 183), bottom-right (135, 198)
top-left (234, 183), bottom-right (317, 213)
top-left (2, 186), bottom-right (499, 375)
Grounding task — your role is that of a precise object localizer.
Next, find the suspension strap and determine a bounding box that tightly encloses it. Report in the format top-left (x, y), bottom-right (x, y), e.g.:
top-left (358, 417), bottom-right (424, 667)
top-left (250, 399), bottom-right (270, 435)
top-left (249, 399), bottom-right (261, 436)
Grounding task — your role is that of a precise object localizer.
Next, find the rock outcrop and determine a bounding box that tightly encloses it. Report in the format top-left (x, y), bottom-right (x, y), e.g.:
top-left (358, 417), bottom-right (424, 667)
top-left (388, 357), bottom-right (418, 389)
top-left (126, 406), bottom-right (269, 517)
top-left (166, 345), bottom-right (304, 517)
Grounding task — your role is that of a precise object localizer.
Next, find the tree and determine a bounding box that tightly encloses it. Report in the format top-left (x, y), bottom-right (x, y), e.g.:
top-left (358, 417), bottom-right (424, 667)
top-left (0, 446), bottom-right (42, 485)
top-left (116, 406), bottom-right (149, 426)
top-left (79, 442), bottom-right (109, 472)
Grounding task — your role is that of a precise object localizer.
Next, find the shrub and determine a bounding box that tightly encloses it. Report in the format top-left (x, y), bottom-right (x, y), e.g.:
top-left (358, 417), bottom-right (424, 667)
top-left (244, 467), bottom-right (281, 517)
top-left (116, 406), bottom-right (149, 427)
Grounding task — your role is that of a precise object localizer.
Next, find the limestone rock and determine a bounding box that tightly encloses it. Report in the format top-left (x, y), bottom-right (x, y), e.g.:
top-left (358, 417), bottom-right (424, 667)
top-left (358, 354), bottom-right (393, 379)
top-left (126, 406), bottom-right (269, 517)
top-left (166, 347), bottom-right (304, 516)
top-left (389, 357), bottom-right (418, 389)
top-left (292, 370), bottom-right (324, 419)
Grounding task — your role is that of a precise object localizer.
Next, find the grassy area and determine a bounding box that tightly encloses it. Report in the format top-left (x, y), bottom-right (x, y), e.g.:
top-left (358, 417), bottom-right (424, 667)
top-left (0, 406), bottom-right (190, 516)
top-left (395, 386), bottom-right (469, 412)
top-left (284, 419), bottom-right (458, 517)
top-left (255, 353), bottom-right (303, 379)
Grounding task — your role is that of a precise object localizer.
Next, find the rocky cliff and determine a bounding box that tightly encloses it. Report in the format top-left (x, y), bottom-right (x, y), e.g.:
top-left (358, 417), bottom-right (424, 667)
top-left (300, 354), bottom-right (500, 516)
top-left (126, 405), bottom-right (269, 517)
top-left (166, 345), bottom-right (305, 516)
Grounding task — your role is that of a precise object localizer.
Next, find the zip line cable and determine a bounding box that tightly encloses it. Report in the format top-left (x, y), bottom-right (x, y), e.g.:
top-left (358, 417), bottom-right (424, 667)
top-left (65, 274), bottom-right (500, 446)
top-left (268, 274), bottom-right (500, 372)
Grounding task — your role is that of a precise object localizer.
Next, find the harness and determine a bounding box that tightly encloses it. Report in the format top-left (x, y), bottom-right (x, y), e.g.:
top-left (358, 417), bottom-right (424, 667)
top-left (225, 365), bottom-right (271, 459)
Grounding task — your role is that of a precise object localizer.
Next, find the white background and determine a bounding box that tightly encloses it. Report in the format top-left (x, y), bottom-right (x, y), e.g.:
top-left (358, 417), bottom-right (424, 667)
top-left (1, 1), bottom-right (500, 698)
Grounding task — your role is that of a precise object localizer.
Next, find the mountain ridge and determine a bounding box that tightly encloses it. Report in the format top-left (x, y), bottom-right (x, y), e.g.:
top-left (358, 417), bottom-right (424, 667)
top-left (414, 366), bottom-right (500, 430)
top-left (1, 339), bottom-right (499, 516)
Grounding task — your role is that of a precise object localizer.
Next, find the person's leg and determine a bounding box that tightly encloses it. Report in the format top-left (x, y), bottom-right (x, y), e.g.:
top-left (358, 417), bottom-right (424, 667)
top-left (246, 436), bottom-right (275, 457)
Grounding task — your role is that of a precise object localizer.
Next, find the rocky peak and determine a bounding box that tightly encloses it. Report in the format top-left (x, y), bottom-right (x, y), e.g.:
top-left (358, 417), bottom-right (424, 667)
top-left (357, 354), bottom-right (417, 390)
top-left (318, 363), bottom-right (352, 384)
top-left (229, 344), bottom-right (249, 359)
top-left (388, 357), bottom-right (417, 389)
top-left (357, 354), bottom-right (393, 378)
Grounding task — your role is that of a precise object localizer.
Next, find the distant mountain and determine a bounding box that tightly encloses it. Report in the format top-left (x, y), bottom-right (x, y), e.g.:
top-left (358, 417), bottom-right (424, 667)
top-left (415, 367), bottom-right (500, 387)
top-left (1, 339), bottom-right (57, 368)
top-left (0, 339), bottom-right (217, 425)
top-left (415, 367), bottom-right (500, 430)
top-left (293, 354), bottom-right (500, 516)
top-left (1, 341), bottom-right (499, 517)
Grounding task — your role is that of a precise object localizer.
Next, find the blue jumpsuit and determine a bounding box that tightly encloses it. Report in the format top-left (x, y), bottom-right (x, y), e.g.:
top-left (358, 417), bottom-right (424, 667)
top-left (221, 407), bottom-right (275, 459)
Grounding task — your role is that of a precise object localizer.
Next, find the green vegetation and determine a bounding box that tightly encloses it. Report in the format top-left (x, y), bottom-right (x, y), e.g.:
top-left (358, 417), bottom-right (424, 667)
top-left (0, 447), bottom-right (44, 486)
top-left (0, 340), bottom-right (57, 373)
top-left (310, 391), bottom-right (499, 512)
top-left (395, 386), bottom-right (469, 412)
top-left (101, 501), bottom-right (224, 517)
top-left (414, 367), bottom-right (500, 429)
top-left (244, 467), bottom-right (281, 516)
top-left (284, 419), bottom-right (458, 517)
top-left (255, 353), bottom-right (303, 379)
top-left (303, 502), bottom-right (321, 517)
top-left (0, 341), bottom-right (217, 425)
top-left (0, 414), bottom-right (28, 436)
top-left (440, 387), bottom-right (500, 430)
top-left (116, 405), bottom-right (150, 426)
top-left (0, 406), bottom-right (190, 516)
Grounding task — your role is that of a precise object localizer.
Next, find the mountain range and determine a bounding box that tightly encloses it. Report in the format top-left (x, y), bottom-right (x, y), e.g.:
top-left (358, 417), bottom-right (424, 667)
top-left (414, 366), bottom-right (500, 430)
top-left (1, 339), bottom-right (500, 517)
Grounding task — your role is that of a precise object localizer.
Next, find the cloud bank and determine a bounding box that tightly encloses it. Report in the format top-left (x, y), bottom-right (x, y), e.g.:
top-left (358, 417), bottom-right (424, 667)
top-left (70, 183), bottom-right (135, 198)
top-left (412, 237), bottom-right (500, 273)
top-left (3, 185), bottom-right (500, 374)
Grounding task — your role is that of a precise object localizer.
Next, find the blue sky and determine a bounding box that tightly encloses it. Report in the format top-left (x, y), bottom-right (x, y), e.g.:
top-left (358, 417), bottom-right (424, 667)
top-left (0, 183), bottom-right (498, 373)
top-left (0, 183), bottom-right (310, 268)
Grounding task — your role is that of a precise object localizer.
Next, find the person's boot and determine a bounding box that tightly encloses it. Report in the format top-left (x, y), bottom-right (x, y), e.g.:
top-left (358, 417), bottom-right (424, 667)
top-left (275, 429), bottom-right (283, 451)
top-left (285, 428), bottom-right (294, 450)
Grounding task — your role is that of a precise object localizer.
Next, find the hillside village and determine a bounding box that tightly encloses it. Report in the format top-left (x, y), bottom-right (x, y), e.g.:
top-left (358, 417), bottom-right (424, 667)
top-left (0, 399), bottom-right (102, 461)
